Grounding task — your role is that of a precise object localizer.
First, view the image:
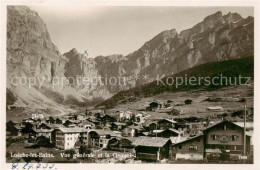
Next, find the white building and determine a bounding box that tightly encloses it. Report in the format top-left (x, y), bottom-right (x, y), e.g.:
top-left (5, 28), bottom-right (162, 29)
top-left (56, 128), bottom-right (88, 150)
top-left (119, 111), bottom-right (132, 121)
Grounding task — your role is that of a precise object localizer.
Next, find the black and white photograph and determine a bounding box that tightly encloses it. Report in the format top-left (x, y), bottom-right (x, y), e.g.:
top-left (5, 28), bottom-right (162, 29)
top-left (1, 1), bottom-right (259, 169)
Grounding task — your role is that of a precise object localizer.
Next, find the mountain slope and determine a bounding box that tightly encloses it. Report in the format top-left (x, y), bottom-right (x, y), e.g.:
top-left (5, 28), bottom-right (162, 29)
top-left (6, 6), bottom-right (254, 113)
top-left (64, 11), bottom-right (254, 97)
top-left (96, 57), bottom-right (254, 109)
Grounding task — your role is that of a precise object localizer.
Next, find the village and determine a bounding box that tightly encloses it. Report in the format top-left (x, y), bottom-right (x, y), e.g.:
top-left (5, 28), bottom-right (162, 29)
top-left (6, 97), bottom-right (254, 164)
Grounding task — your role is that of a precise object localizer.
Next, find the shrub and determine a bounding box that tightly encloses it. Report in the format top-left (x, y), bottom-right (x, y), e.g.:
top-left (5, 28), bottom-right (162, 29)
top-left (184, 99), bottom-right (192, 105)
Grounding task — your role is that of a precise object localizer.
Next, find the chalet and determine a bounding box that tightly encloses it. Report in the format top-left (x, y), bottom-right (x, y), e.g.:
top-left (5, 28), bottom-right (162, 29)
top-left (6, 121), bottom-right (22, 136)
top-left (150, 129), bottom-right (180, 138)
top-left (55, 117), bottom-right (66, 124)
top-left (135, 112), bottom-right (146, 123)
top-left (148, 119), bottom-right (177, 132)
top-left (122, 125), bottom-right (143, 137)
top-left (133, 137), bottom-right (171, 161)
top-left (147, 102), bottom-right (161, 111)
top-left (88, 129), bottom-right (117, 148)
top-left (106, 137), bottom-right (120, 150)
top-left (111, 122), bottom-right (126, 131)
top-left (170, 135), bottom-right (204, 161)
top-left (30, 129), bottom-right (54, 143)
top-left (22, 122), bottom-right (39, 135)
top-left (31, 113), bottom-right (44, 120)
top-left (203, 120), bottom-right (253, 161)
top-left (46, 117), bottom-right (56, 124)
top-left (119, 111), bottom-right (132, 121)
top-left (107, 137), bottom-right (136, 152)
top-left (157, 119), bottom-right (177, 130)
top-left (175, 120), bottom-right (189, 131)
top-left (87, 116), bottom-right (100, 126)
top-left (78, 121), bottom-right (94, 129)
top-left (38, 123), bottom-right (65, 130)
top-left (63, 120), bottom-right (80, 127)
top-left (101, 114), bottom-right (116, 125)
top-left (56, 128), bottom-right (86, 150)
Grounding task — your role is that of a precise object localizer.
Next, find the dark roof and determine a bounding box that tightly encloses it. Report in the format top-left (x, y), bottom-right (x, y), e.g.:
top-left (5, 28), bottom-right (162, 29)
top-left (203, 120), bottom-right (244, 131)
top-left (121, 137), bottom-right (137, 143)
top-left (90, 129), bottom-right (117, 136)
top-left (42, 123), bottom-right (65, 129)
top-left (133, 137), bottom-right (170, 147)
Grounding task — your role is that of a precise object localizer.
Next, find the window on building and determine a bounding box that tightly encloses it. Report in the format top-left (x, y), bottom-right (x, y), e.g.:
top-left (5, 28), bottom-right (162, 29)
top-left (234, 146), bottom-right (237, 150)
top-left (67, 138), bottom-right (69, 140)
top-left (221, 135), bottom-right (227, 141)
top-left (189, 145), bottom-right (198, 150)
top-left (178, 145), bottom-right (182, 149)
top-left (70, 137), bottom-right (72, 140)
top-left (211, 134), bottom-right (217, 140)
top-left (232, 135), bottom-right (238, 141)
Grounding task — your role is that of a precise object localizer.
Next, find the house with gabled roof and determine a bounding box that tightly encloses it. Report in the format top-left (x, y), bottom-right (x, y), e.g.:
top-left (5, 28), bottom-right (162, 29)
top-left (55, 127), bottom-right (87, 150)
top-left (203, 120), bottom-right (253, 161)
top-left (111, 122), bottom-right (126, 131)
top-left (30, 128), bottom-right (54, 143)
top-left (133, 137), bottom-right (171, 161)
top-left (6, 120), bottom-right (22, 136)
top-left (38, 123), bottom-right (65, 130)
top-left (122, 125), bottom-right (143, 137)
top-left (170, 134), bottom-right (204, 161)
top-left (88, 129), bottom-right (117, 148)
top-left (107, 137), bottom-right (136, 152)
top-left (78, 120), bottom-right (95, 129)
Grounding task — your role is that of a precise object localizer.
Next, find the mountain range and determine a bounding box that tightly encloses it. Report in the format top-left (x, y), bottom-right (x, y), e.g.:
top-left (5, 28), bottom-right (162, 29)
top-left (6, 6), bottom-right (254, 113)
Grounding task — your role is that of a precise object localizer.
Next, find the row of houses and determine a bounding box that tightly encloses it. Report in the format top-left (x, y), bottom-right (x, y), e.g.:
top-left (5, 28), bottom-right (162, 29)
top-left (126, 120), bottom-right (253, 162)
top-left (51, 120), bottom-right (253, 162)
top-left (6, 110), bottom-right (253, 162)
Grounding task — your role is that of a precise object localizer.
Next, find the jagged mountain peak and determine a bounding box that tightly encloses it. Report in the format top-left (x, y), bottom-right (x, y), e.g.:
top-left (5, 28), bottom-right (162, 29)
top-left (204, 11), bottom-right (223, 21)
top-left (70, 48), bottom-right (79, 54)
top-left (63, 48), bottom-right (80, 59)
top-left (223, 12), bottom-right (243, 23)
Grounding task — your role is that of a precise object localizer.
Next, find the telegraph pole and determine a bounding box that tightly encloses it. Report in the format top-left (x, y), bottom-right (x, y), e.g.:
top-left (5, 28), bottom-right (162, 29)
top-left (156, 122), bottom-right (158, 137)
top-left (243, 103), bottom-right (247, 156)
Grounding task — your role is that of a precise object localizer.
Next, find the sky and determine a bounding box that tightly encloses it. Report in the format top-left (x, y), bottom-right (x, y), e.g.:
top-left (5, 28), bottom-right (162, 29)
top-left (29, 6), bottom-right (254, 58)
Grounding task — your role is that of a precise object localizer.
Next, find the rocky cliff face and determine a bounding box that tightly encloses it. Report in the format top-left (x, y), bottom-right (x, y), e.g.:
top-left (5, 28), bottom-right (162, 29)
top-left (6, 6), bottom-right (254, 112)
top-left (7, 6), bottom-right (87, 113)
top-left (121, 11), bottom-right (254, 82)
